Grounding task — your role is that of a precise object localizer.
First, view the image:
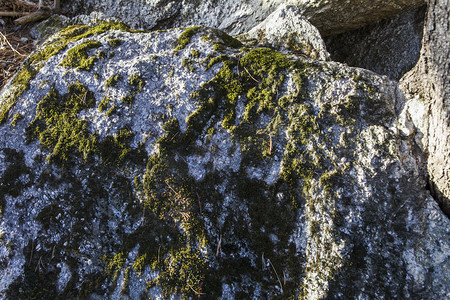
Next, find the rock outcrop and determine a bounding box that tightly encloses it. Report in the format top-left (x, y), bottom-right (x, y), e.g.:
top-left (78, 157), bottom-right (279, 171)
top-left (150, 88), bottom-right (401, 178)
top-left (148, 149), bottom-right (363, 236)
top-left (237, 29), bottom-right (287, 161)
top-left (61, 0), bottom-right (426, 36)
top-left (400, 0), bottom-right (450, 216)
top-left (0, 21), bottom-right (448, 299)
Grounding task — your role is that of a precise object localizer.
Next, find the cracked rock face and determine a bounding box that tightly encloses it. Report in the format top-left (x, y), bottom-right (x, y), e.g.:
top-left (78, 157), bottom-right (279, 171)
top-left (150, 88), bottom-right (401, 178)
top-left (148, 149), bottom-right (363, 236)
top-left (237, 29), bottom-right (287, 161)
top-left (400, 0), bottom-right (450, 216)
top-left (0, 23), bottom-right (448, 299)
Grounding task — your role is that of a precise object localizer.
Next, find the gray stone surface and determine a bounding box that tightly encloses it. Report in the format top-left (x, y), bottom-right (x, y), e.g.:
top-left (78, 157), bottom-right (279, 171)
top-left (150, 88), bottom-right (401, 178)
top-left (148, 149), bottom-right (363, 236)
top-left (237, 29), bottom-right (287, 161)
top-left (400, 0), bottom-right (450, 216)
top-left (238, 4), bottom-right (330, 61)
top-left (60, 0), bottom-right (425, 36)
top-left (297, 0), bottom-right (426, 36)
top-left (0, 22), bottom-right (448, 299)
top-left (325, 6), bottom-right (426, 81)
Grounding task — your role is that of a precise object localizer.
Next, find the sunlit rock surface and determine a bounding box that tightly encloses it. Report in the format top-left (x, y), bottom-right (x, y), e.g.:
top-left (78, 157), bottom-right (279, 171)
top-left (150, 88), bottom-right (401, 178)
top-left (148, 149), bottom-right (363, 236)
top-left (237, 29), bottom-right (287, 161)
top-left (238, 4), bottom-right (330, 61)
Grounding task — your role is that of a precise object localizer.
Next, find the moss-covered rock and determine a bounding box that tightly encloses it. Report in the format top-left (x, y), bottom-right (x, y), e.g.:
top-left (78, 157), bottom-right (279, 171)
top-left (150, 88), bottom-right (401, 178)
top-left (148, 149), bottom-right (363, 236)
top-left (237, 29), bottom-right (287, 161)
top-left (0, 23), bottom-right (448, 300)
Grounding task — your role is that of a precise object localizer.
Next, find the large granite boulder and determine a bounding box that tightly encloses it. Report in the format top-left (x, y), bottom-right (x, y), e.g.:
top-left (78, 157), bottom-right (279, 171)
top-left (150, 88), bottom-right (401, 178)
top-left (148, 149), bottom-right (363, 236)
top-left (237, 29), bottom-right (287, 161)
top-left (0, 22), bottom-right (448, 299)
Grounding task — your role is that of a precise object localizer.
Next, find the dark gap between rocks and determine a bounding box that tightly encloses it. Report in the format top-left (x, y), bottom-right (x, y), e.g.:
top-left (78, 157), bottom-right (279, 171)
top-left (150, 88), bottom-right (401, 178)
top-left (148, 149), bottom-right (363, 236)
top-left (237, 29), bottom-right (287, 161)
top-left (324, 6), bottom-right (426, 81)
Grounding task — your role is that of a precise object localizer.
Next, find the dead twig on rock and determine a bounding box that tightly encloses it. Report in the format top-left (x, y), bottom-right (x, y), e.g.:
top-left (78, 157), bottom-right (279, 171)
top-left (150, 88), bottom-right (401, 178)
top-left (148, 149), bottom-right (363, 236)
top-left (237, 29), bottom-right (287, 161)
top-left (243, 66), bottom-right (261, 83)
top-left (14, 6), bottom-right (51, 25)
top-left (0, 11), bottom-right (29, 17)
top-left (268, 259), bottom-right (283, 294)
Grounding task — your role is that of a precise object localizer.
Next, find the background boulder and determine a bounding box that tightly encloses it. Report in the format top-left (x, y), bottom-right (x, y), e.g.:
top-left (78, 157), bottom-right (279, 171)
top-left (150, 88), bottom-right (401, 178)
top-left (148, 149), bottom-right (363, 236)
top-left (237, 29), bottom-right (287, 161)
top-left (61, 0), bottom-right (425, 36)
top-left (296, 0), bottom-right (425, 36)
top-left (238, 4), bottom-right (330, 61)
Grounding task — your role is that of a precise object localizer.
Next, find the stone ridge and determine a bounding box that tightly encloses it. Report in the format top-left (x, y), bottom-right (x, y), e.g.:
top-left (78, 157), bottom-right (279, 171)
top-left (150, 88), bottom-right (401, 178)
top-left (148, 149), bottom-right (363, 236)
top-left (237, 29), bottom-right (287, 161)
top-left (0, 23), bottom-right (448, 299)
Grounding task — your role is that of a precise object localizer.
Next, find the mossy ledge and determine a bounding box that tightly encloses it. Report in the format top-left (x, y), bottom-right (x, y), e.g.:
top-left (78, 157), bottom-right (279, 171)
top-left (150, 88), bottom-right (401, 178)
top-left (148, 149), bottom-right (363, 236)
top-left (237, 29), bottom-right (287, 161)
top-left (0, 21), bottom-right (134, 125)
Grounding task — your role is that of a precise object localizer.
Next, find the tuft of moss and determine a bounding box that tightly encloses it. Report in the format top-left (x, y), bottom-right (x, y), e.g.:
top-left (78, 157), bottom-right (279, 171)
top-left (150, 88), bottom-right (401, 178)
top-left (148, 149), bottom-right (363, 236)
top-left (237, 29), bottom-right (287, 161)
top-left (205, 54), bottom-right (229, 70)
top-left (107, 38), bottom-right (122, 48)
top-left (97, 50), bottom-right (107, 59)
top-left (98, 97), bottom-right (110, 112)
top-left (105, 252), bottom-right (125, 281)
top-left (105, 74), bottom-right (120, 88)
top-left (128, 73), bottom-right (144, 89)
top-left (96, 128), bottom-right (136, 165)
top-left (182, 58), bottom-right (196, 72)
top-left (10, 113), bottom-right (23, 128)
top-left (60, 40), bottom-right (102, 71)
top-left (173, 26), bottom-right (201, 52)
top-left (106, 104), bottom-right (117, 117)
top-left (121, 73), bottom-right (145, 106)
top-left (190, 49), bottom-right (200, 58)
top-left (121, 94), bottom-right (134, 106)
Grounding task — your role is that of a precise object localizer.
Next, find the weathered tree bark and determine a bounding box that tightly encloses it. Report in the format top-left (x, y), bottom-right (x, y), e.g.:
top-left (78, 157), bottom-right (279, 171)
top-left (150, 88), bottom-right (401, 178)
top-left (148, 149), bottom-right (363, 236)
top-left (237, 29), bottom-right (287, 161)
top-left (400, 0), bottom-right (450, 215)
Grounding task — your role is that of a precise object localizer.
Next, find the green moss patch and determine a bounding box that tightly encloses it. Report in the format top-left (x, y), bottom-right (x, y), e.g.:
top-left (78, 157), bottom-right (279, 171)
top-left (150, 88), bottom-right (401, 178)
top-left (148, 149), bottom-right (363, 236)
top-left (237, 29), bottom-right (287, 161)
top-left (105, 74), bottom-right (120, 87)
top-left (25, 81), bottom-right (97, 163)
top-left (98, 97), bottom-right (110, 112)
top-left (105, 104), bottom-right (118, 117)
top-left (121, 73), bottom-right (145, 106)
top-left (10, 113), bottom-right (23, 128)
top-left (0, 21), bottom-right (133, 125)
top-left (60, 40), bottom-right (102, 71)
top-left (25, 81), bottom-right (145, 166)
top-left (173, 26), bottom-right (202, 52)
top-left (0, 62), bottom-right (37, 124)
top-left (107, 38), bottom-right (122, 48)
